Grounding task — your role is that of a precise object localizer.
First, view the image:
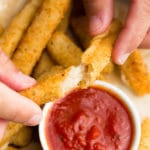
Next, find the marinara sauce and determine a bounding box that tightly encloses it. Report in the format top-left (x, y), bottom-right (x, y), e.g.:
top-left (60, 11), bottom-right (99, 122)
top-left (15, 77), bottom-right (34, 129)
top-left (45, 87), bottom-right (133, 150)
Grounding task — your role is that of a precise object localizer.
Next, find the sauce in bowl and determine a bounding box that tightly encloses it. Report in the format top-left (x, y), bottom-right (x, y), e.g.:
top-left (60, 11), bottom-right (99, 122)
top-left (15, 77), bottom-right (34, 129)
top-left (39, 81), bottom-right (140, 150)
top-left (45, 87), bottom-right (133, 150)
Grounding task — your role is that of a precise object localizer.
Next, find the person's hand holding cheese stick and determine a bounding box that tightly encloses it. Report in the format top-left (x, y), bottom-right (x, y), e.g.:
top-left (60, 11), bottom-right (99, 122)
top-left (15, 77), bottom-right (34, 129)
top-left (83, 0), bottom-right (150, 64)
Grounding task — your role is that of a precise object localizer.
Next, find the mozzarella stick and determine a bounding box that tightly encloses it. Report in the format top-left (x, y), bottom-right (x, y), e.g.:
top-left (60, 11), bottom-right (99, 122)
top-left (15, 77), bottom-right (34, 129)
top-left (121, 50), bottom-right (150, 96)
top-left (138, 119), bottom-right (150, 150)
top-left (33, 51), bottom-right (54, 79)
top-left (82, 21), bottom-right (122, 83)
top-left (47, 31), bottom-right (83, 67)
top-left (71, 18), bottom-right (121, 76)
top-left (12, 0), bottom-right (71, 75)
top-left (0, 0), bottom-right (43, 57)
top-left (20, 66), bottom-right (84, 105)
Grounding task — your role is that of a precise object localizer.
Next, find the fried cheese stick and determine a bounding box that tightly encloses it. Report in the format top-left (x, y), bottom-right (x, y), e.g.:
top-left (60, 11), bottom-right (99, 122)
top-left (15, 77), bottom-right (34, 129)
top-left (121, 50), bottom-right (150, 96)
top-left (47, 31), bottom-right (83, 67)
top-left (33, 51), bottom-right (54, 79)
top-left (20, 66), bottom-right (84, 105)
top-left (81, 19), bottom-right (122, 83)
top-left (0, 0), bottom-right (43, 57)
top-left (71, 17), bottom-right (119, 76)
top-left (12, 0), bottom-right (71, 75)
top-left (33, 3), bottom-right (72, 78)
top-left (138, 119), bottom-right (150, 150)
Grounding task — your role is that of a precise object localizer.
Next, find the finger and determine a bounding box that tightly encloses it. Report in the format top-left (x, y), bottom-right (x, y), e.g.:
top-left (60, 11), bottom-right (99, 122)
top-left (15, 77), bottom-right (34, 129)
top-left (140, 28), bottom-right (150, 48)
top-left (0, 82), bottom-right (42, 126)
top-left (0, 119), bottom-right (8, 140)
top-left (83, 0), bottom-right (114, 35)
top-left (0, 49), bottom-right (36, 91)
top-left (112, 0), bottom-right (150, 64)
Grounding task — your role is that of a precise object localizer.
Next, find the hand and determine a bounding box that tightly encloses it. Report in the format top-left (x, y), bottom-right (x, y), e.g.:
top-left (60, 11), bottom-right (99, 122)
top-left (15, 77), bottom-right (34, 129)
top-left (0, 49), bottom-right (42, 140)
top-left (83, 0), bottom-right (150, 64)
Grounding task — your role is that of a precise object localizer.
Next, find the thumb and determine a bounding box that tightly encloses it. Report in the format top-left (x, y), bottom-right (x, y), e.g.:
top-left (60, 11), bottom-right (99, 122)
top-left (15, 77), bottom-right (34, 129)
top-left (83, 0), bottom-right (114, 35)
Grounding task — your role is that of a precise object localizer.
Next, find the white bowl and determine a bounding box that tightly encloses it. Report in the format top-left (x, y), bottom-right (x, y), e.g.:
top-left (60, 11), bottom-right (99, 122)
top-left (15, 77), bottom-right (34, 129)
top-left (39, 80), bottom-right (141, 150)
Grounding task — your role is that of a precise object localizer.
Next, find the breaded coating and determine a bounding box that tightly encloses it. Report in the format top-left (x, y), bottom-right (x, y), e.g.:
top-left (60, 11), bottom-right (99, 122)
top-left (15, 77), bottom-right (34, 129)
top-left (57, 2), bottom-right (72, 32)
top-left (12, 0), bottom-right (71, 75)
top-left (121, 50), bottom-right (150, 96)
top-left (33, 51), bottom-right (54, 79)
top-left (20, 66), bottom-right (84, 105)
top-left (37, 65), bottom-right (65, 80)
top-left (101, 61), bottom-right (115, 74)
top-left (9, 126), bottom-right (33, 147)
top-left (71, 17), bottom-right (120, 76)
top-left (0, 0), bottom-right (43, 57)
top-left (138, 119), bottom-right (150, 150)
top-left (82, 20), bottom-right (122, 83)
top-left (0, 122), bottom-right (24, 147)
top-left (47, 31), bottom-right (83, 67)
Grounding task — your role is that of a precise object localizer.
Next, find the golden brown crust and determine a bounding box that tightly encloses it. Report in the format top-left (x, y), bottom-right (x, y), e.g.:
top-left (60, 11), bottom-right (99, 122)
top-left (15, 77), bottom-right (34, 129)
top-left (138, 119), bottom-right (150, 150)
top-left (37, 65), bottom-right (65, 80)
top-left (47, 31), bottom-right (83, 67)
top-left (20, 66), bottom-right (83, 105)
top-left (101, 61), bottom-right (115, 74)
top-left (33, 51), bottom-right (54, 79)
top-left (121, 50), bottom-right (150, 96)
top-left (12, 0), bottom-right (71, 75)
top-left (0, 0), bottom-right (43, 57)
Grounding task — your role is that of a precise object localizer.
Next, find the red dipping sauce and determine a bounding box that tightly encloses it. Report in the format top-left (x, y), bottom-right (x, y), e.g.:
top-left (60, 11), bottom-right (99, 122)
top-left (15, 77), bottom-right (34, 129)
top-left (45, 87), bottom-right (133, 150)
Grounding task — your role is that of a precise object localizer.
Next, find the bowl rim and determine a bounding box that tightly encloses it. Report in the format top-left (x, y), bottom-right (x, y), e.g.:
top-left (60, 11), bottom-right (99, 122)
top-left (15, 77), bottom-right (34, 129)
top-left (39, 80), bottom-right (141, 150)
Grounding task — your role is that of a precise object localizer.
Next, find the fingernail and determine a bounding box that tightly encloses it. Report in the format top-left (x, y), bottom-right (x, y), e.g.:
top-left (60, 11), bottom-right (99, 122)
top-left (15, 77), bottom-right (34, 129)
top-left (27, 114), bottom-right (42, 126)
top-left (89, 15), bottom-right (102, 36)
top-left (18, 71), bottom-right (36, 86)
top-left (118, 53), bottom-right (130, 65)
